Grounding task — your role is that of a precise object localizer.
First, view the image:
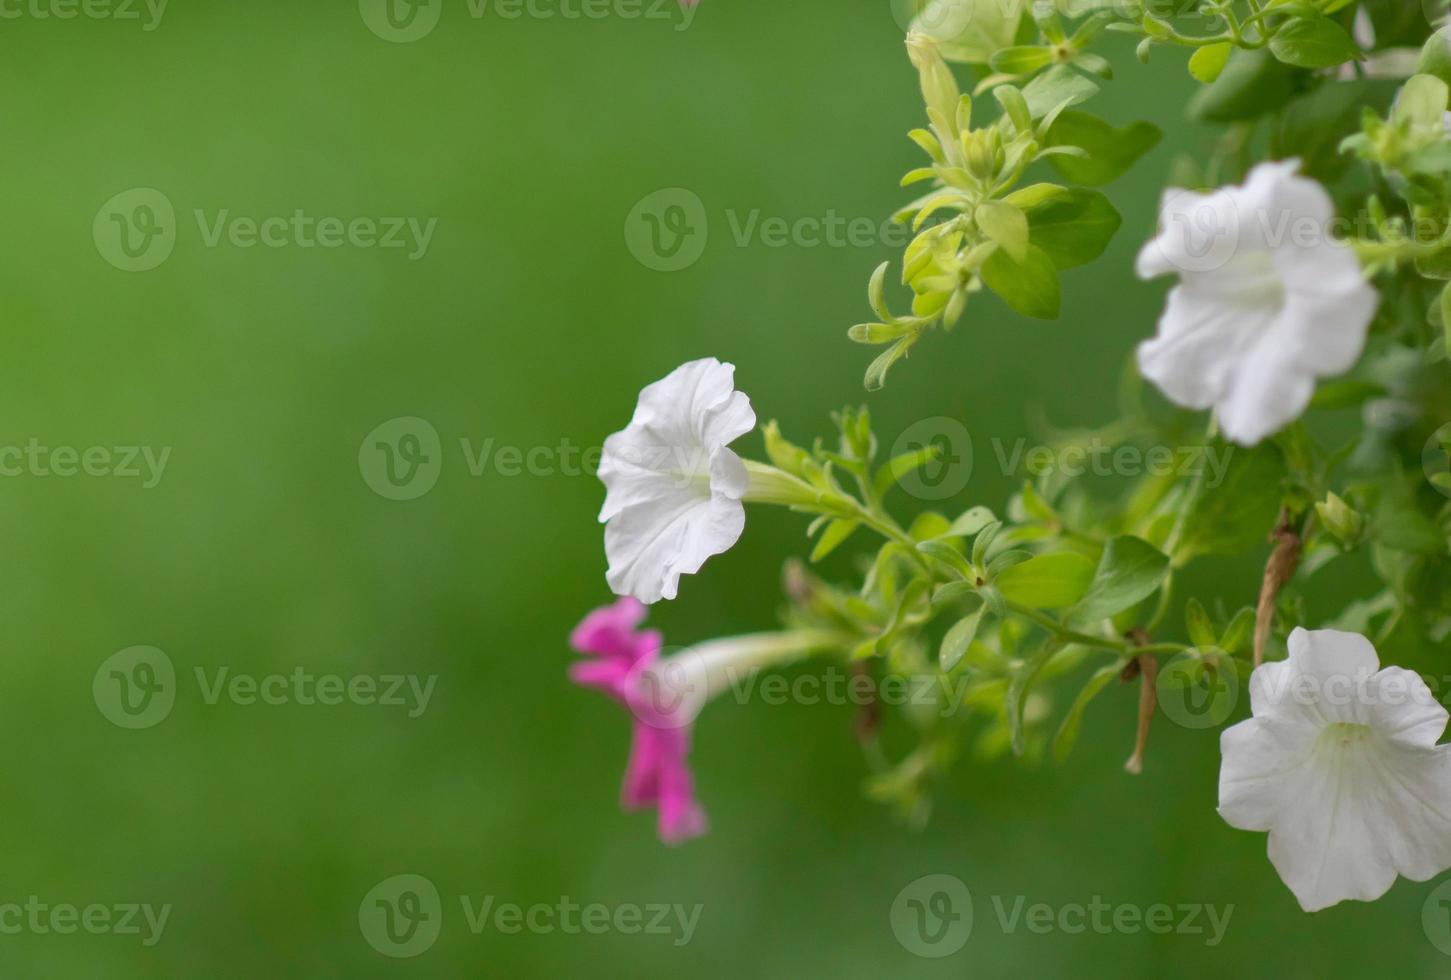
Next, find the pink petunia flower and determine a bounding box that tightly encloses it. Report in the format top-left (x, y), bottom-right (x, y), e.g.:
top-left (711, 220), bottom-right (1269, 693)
top-left (569, 597), bottom-right (707, 845)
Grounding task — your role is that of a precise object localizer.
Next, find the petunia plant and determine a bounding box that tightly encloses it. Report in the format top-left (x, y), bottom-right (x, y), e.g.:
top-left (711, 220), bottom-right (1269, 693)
top-left (572, 0), bottom-right (1451, 913)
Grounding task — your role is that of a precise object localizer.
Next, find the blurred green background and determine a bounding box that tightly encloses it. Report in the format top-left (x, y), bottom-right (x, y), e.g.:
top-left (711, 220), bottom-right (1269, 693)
top-left (0, 0), bottom-right (1443, 975)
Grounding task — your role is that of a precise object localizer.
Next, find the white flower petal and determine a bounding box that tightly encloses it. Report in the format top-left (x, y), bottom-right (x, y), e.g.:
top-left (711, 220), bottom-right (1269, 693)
top-left (1136, 161), bottom-right (1378, 447)
top-left (1213, 345), bottom-right (1315, 447)
top-left (1219, 628), bottom-right (1451, 912)
top-left (598, 359), bottom-right (756, 604)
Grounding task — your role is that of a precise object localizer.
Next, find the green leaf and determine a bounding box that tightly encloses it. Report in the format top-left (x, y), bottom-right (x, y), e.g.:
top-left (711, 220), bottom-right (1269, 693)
top-left (940, 597), bottom-right (986, 671)
top-left (1268, 16), bottom-right (1360, 70)
top-left (1190, 48), bottom-right (1298, 123)
top-left (1188, 42), bottom-right (1233, 84)
top-left (1309, 378), bottom-right (1386, 410)
top-left (991, 45), bottom-right (1054, 75)
top-left (1053, 662), bottom-right (1124, 762)
top-left (975, 201), bottom-right (1029, 262)
top-left (1396, 74), bottom-right (1451, 130)
top-left (863, 335), bottom-right (914, 391)
top-left (1219, 607), bottom-right (1254, 654)
top-left (932, 580), bottom-right (979, 607)
top-left (980, 243), bottom-right (1061, 319)
top-left (1420, 26), bottom-right (1451, 87)
top-left (1278, 79), bottom-right (1397, 181)
top-left (1025, 188), bottom-right (1122, 270)
top-left (810, 518), bottom-right (859, 563)
top-left (918, 540), bottom-right (975, 579)
top-left (1443, 283), bottom-right (1451, 357)
top-left (1185, 598), bottom-right (1217, 649)
top-left (875, 444), bottom-right (942, 498)
top-left (972, 520), bottom-right (1002, 568)
top-left (1002, 183), bottom-right (1070, 211)
top-left (1044, 111), bottom-right (1161, 186)
top-left (1007, 640), bottom-right (1061, 755)
top-left (942, 506), bottom-right (996, 539)
top-left (1174, 444), bottom-right (1286, 563)
top-left (1020, 65), bottom-right (1100, 119)
top-left (994, 552), bottom-right (1096, 609)
top-left (1070, 536), bottom-right (1170, 625)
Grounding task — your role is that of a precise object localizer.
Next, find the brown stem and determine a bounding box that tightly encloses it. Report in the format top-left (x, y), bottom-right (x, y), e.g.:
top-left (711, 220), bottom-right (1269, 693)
top-left (1254, 509), bottom-right (1303, 668)
top-left (1123, 629), bottom-right (1157, 775)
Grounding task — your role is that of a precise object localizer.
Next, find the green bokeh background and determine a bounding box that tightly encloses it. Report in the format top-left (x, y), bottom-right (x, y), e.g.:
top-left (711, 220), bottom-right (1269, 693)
top-left (0, 1), bottom-right (1444, 975)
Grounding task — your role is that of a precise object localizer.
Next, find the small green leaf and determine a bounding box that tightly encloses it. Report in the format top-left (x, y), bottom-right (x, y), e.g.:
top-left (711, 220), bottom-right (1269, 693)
top-left (1026, 188), bottom-right (1122, 270)
top-left (1268, 16), bottom-right (1360, 70)
top-left (863, 335), bottom-right (915, 391)
top-left (932, 580), bottom-right (979, 607)
top-left (940, 597), bottom-right (986, 671)
top-left (1053, 661), bottom-right (1125, 762)
top-left (1185, 598), bottom-right (1217, 649)
top-left (1071, 536), bottom-right (1170, 625)
top-left (972, 520), bottom-right (1002, 569)
top-left (1020, 65), bottom-right (1099, 119)
top-left (918, 540), bottom-right (975, 580)
top-left (980, 244), bottom-right (1061, 319)
top-left (1219, 607), bottom-right (1255, 655)
top-left (1002, 183), bottom-right (1070, 211)
top-left (994, 552), bottom-right (1096, 609)
top-left (975, 201), bottom-right (1030, 262)
top-left (1007, 640), bottom-right (1061, 755)
top-left (1395, 74), bottom-right (1451, 130)
top-left (1044, 111), bottom-right (1161, 186)
top-left (810, 519), bottom-right (860, 563)
top-left (993, 85), bottom-right (1033, 132)
top-left (1190, 48), bottom-right (1298, 123)
top-left (1188, 42), bottom-right (1233, 84)
top-left (991, 45), bottom-right (1054, 75)
top-left (942, 506), bottom-right (996, 540)
top-left (875, 444), bottom-right (942, 497)
top-left (1174, 444), bottom-right (1286, 563)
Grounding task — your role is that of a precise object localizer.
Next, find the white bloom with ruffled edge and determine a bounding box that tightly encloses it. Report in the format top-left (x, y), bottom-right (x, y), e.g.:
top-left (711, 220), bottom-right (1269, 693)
top-left (598, 358), bottom-right (756, 604)
top-left (1136, 160), bottom-right (1379, 446)
top-left (1219, 628), bottom-right (1451, 912)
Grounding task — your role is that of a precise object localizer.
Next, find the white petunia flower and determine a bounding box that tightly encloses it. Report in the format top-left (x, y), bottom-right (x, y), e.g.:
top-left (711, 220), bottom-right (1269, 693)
top-left (1136, 160), bottom-right (1379, 446)
top-left (1219, 628), bottom-right (1451, 912)
top-left (598, 358), bottom-right (756, 604)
